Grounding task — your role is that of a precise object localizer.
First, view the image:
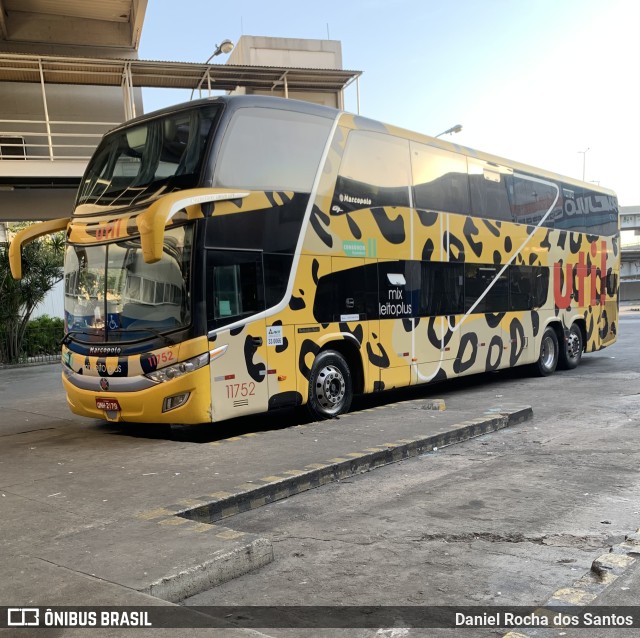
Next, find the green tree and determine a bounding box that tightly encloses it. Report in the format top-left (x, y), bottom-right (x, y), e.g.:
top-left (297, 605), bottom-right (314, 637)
top-left (0, 224), bottom-right (64, 363)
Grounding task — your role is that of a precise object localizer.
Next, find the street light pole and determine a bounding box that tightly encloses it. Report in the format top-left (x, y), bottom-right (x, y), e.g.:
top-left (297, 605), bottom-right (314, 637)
top-left (435, 124), bottom-right (463, 138)
top-left (578, 148), bottom-right (590, 182)
top-left (190, 39), bottom-right (235, 100)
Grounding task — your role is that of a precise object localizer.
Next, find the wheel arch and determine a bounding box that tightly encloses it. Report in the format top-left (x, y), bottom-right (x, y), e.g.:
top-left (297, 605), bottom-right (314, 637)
top-left (544, 319), bottom-right (564, 347)
top-left (318, 338), bottom-right (365, 395)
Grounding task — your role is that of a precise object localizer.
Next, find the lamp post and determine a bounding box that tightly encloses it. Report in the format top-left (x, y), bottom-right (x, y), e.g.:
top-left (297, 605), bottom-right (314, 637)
top-left (435, 124), bottom-right (462, 138)
top-left (205, 39), bottom-right (235, 64)
top-left (191, 39), bottom-right (235, 100)
top-left (578, 148), bottom-right (590, 182)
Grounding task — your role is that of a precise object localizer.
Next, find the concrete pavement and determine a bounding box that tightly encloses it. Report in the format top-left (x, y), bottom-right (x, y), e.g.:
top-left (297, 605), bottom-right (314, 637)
top-left (1, 310), bottom-right (639, 634)
top-left (0, 362), bottom-right (531, 609)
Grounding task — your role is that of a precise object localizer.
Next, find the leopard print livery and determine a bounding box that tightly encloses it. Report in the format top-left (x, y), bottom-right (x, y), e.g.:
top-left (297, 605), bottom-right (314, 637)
top-left (217, 112), bottom-right (618, 418)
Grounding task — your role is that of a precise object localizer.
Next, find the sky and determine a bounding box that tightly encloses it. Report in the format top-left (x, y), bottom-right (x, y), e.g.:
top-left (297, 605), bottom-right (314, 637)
top-left (138, 0), bottom-right (640, 206)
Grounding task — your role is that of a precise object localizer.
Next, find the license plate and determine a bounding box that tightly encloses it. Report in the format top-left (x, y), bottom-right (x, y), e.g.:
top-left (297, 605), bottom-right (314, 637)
top-left (96, 398), bottom-right (121, 411)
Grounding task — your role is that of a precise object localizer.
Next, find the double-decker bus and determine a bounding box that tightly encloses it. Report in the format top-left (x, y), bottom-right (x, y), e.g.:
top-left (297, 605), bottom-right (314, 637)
top-left (10, 95), bottom-right (619, 424)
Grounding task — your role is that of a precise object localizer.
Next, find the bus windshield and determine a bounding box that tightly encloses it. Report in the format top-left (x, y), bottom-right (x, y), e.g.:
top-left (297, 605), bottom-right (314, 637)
top-left (77, 106), bottom-right (219, 208)
top-left (64, 225), bottom-right (193, 341)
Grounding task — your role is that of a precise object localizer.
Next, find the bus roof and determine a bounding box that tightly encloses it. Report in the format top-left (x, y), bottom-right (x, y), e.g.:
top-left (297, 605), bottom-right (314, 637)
top-left (111, 95), bottom-right (617, 199)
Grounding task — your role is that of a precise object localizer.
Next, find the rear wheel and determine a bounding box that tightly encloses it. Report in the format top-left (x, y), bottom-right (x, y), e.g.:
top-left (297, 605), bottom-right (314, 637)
top-left (307, 350), bottom-right (353, 420)
top-left (558, 323), bottom-right (583, 370)
top-left (535, 327), bottom-right (559, 377)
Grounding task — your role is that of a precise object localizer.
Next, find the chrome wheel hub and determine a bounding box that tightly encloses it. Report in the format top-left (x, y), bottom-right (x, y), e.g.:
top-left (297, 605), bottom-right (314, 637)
top-left (316, 364), bottom-right (346, 411)
top-left (541, 335), bottom-right (556, 370)
top-left (566, 332), bottom-right (581, 359)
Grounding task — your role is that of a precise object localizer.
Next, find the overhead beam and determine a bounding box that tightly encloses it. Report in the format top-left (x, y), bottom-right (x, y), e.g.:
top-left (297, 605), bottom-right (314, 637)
top-left (130, 0), bottom-right (147, 49)
top-left (3, 11), bottom-right (132, 47)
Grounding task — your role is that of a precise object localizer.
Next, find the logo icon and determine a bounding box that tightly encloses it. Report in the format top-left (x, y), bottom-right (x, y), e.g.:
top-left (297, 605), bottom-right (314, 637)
top-left (100, 378), bottom-right (110, 392)
top-left (8, 608), bottom-right (39, 627)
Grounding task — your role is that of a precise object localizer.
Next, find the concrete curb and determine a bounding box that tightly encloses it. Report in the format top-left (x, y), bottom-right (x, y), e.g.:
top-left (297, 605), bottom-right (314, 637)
top-left (135, 405), bottom-right (531, 603)
top-left (141, 537), bottom-right (274, 603)
top-left (176, 405), bottom-right (532, 525)
top-left (502, 528), bottom-right (640, 638)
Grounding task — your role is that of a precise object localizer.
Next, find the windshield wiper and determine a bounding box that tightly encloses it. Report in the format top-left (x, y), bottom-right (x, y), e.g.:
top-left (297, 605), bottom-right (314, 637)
top-left (61, 329), bottom-right (101, 346)
top-left (108, 327), bottom-right (175, 346)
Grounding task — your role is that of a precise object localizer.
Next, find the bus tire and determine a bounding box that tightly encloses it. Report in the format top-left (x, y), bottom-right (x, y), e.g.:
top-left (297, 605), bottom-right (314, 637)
top-left (535, 327), bottom-right (559, 377)
top-left (307, 350), bottom-right (353, 420)
top-left (558, 323), bottom-right (583, 370)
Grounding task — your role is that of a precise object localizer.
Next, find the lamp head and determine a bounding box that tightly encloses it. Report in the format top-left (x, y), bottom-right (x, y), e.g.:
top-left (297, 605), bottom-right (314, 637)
top-left (214, 39), bottom-right (234, 57)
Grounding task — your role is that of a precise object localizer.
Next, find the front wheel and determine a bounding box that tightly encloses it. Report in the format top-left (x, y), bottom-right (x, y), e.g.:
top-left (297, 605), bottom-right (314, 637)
top-left (558, 323), bottom-right (583, 370)
top-left (534, 327), bottom-right (559, 377)
top-left (307, 350), bottom-right (353, 420)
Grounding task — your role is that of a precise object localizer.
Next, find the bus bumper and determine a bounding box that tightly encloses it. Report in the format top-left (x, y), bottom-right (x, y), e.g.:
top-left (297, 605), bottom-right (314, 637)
top-left (62, 365), bottom-right (213, 425)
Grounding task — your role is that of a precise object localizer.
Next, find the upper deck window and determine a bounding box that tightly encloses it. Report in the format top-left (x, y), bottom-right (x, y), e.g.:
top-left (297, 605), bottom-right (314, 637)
top-left (77, 106), bottom-right (219, 208)
top-left (333, 130), bottom-right (411, 212)
top-left (213, 107), bottom-right (333, 192)
top-left (411, 142), bottom-right (470, 214)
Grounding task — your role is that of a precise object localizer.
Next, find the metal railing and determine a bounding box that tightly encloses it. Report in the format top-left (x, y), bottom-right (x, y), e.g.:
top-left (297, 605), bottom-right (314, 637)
top-left (0, 118), bottom-right (119, 161)
top-left (0, 318), bottom-right (64, 366)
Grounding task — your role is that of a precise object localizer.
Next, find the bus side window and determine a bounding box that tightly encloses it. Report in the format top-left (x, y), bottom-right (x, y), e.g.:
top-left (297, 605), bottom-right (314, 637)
top-left (509, 265), bottom-right (534, 310)
top-left (313, 263), bottom-right (375, 323)
top-left (533, 267), bottom-right (550, 307)
top-left (468, 159), bottom-right (513, 222)
top-left (332, 130), bottom-right (411, 215)
top-left (510, 175), bottom-right (560, 228)
top-left (464, 264), bottom-right (509, 313)
top-left (411, 143), bottom-right (470, 215)
top-left (263, 253), bottom-right (294, 309)
top-left (508, 265), bottom-right (550, 310)
top-left (555, 186), bottom-right (586, 233)
top-left (206, 250), bottom-right (265, 328)
top-left (419, 262), bottom-right (464, 316)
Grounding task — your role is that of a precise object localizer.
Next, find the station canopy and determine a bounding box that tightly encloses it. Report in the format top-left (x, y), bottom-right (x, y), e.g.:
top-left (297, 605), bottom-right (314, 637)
top-left (0, 53), bottom-right (361, 94)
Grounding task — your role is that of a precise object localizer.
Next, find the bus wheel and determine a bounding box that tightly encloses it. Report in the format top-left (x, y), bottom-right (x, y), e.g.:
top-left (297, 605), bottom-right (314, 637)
top-left (559, 323), bottom-right (583, 370)
top-left (307, 350), bottom-right (353, 420)
top-left (535, 327), bottom-right (559, 377)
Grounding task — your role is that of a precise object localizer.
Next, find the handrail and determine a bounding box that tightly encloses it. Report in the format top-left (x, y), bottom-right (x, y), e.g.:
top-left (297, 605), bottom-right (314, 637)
top-left (0, 117), bottom-right (119, 161)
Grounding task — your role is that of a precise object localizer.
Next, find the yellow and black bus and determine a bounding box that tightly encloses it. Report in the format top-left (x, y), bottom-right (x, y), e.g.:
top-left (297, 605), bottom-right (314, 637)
top-left (10, 95), bottom-right (619, 424)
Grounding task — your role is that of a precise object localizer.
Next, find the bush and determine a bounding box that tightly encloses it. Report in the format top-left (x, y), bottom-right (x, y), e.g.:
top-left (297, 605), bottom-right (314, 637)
top-left (21, 315), bottom-right (65, 356)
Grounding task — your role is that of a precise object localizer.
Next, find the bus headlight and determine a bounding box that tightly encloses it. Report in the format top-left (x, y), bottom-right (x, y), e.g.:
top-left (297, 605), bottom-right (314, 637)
top-left (145, 352), bottom-right (209, 383)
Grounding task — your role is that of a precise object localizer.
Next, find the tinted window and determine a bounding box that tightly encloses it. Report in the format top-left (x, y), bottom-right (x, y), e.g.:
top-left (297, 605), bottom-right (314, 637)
top-left (312, 260), bottom-right (551, 322)
top-left (332, 131), bottom-right (411, 213)
top-left (263, 253), bottom-right (293, 309)
top-left (510, 175), bottom-right (560, 227)
top-left (420, 262), bottom-right (464, 316)
top-left (468, 160), bottom-right (513, 222)
top-left (214, 108), bottom-right (333, 192)
top-left (532, 266), bottom-right (550, 307)
top-left (509, 265), bottom-right (549, 310)
top-left (553, 186), bottom-right (618, 235)
top-left (313, 263), bottom-right (376, 323)
top-left (78, 106), bottom-right (219, 207)
top-left (204, 196), bottom-right (306, 253)
top-left (465, 264), bottom-right (509, 313)
top-left (555, 186), bottom-right (585, 233)
top-left (206, 250), bottom-right (264, 328)
top-left (411, 143), bottom-right (470, 214)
